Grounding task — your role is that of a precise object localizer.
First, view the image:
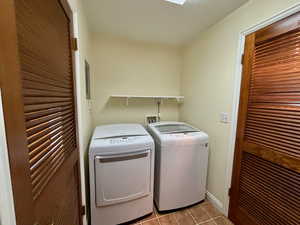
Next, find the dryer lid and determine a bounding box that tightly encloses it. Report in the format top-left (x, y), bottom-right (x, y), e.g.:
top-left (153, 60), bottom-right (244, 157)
top-left (93, 124), bottom-right (148, 139)
top-left (155, 123), bottom-right (199, 134)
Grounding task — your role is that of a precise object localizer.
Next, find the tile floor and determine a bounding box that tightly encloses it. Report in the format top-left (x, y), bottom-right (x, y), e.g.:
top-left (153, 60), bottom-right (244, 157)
top-left (126, 200), bottom-right (233, 225)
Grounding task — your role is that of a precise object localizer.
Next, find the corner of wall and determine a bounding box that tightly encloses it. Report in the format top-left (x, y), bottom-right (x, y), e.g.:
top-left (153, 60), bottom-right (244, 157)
top-left (206, 191), bottom-right (226, 215)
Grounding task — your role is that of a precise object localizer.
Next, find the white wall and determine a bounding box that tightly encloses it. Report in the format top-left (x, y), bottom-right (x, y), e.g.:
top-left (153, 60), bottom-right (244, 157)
top-left (180, 0), bottom-right (300, 214)
top-left (90, 33), bottom-right (182, 127)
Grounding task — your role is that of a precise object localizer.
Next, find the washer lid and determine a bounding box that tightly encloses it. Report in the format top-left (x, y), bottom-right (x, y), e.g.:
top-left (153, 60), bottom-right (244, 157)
top-left (93, 124), bottom-right (148, 139)
top-left (155, 123), bottom-right (199, 134)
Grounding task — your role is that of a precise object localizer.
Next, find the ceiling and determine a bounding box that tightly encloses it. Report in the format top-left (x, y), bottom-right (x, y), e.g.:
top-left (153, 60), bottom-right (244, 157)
top-left (84, 0), bottom-right (248, 46)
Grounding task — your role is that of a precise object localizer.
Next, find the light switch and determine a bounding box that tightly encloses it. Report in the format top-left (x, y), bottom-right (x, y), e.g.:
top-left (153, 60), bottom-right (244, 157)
top-left (220, 112), bottom-right (229, 123)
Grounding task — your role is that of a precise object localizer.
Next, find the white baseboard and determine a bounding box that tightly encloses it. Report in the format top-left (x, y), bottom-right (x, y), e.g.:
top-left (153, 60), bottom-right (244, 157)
top-left (206, 191), bottom-right (225, 215)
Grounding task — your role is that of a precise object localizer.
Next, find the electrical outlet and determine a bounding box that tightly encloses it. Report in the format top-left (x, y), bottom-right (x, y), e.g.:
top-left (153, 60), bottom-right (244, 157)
top-left (145, 115), bottom-right (159, 125)
top-left (220, 112), bottom-right (229, 123)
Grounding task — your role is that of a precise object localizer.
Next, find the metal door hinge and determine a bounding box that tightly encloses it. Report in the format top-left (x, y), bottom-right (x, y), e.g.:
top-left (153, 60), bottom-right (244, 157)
top-left (71, 37), bottom-right (78, 51)
top-left (228, 187), bottom-right (232, 196)
top-left (241, 54), bottom-right (245, 65)
top-left (81, 205), bottom-right (86, 216)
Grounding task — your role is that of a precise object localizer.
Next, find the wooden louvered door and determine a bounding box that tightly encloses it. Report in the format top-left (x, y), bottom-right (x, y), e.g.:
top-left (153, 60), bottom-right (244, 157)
top-left (229, 12), bottom-right (300, 225)
top-left (0, 0), bottom-right (82, 225)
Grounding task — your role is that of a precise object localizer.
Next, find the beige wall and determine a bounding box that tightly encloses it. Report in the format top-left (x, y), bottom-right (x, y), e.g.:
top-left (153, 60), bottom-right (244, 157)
top-left (75, 0), bottom-right (93, 156)
top-left (180, 0), bottom-right (300, 212)
top-left (90, 34), bottom-right (182, 127)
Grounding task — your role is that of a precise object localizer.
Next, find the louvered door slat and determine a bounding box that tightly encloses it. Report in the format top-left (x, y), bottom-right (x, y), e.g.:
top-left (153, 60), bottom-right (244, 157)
top-left (246, 120), bottom-right (300, 134)
top-left (22, 64), bottom-right (73, 82)
top-left (27, 111), bottom-right (73, 137)
top-left (246, 136), bottom-right (300, 157)
top-left (24, 102), bottom-right (73, 112)
top-left (256, 30), bottom-right (300, 50)
top-left (29, 130), bottom-right (75, 170)
top-left (245, 27), bottom-right (300, 159)
top-left (29, 124), bottom-right (75, 162)
top-left (248, 110), bottom-right (300, 120)
top-left (24, 96), bottom-right (73, 105)
top-left (247, 125), bottom-right (300, 140)
top-left (248, 113), bottom-right (300, 125)
top-left (238, 153), bottom-right (300, 225)
top-left (17, 0), bottom-right (77, 201)
top-left (26, 113), bottom-right (73, 138)
top-left (23, 75), bottom-right (72, 91)
top-left (23, 79), bottom-right (72, 94)
top-left (26, 108), bottom-right (73, 127)
top-left (29, 121), bottom-right (74, 152)
top-left (25, 105), bottom-right (73, 121)
top-left (30, 137), bottom-right (75, 175)
top-left (23, 70), bottom-right (73, 87)
top-left (32, 148), bottom-right (73, 200)
top-left (22, 62), bottom-right (72, 83)
top-left (31, 143), bottom-right (74, 188)
top-left (31, 140), bottom-right (75, 187)
top-left (1, 0), bottom-right (82, 224)
top-left (28, 122), bottom-right (74, 152)
top-left (247, 117), bottom-right (300, 130)
top-left (23, 89), bottom-right (73, 97)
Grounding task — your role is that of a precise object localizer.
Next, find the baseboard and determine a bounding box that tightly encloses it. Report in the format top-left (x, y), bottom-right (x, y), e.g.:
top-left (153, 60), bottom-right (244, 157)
top-left (206, 191), bottom-right (225, 215)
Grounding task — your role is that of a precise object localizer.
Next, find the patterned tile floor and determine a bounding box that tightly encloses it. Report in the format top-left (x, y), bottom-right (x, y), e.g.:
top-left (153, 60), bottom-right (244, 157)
top-left (126, 200), bottom-right (233, 225)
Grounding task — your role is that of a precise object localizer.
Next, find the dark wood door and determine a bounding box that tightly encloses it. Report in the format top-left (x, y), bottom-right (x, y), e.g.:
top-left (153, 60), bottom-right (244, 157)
top-left (0, 0), bottom-right (82, 225)
top-left (229, 12), bottom-right (300, 225)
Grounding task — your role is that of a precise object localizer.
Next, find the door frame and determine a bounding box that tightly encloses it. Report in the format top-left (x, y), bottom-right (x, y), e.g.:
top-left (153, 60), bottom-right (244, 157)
top-left (224, 2), bottom-right (300, 216)
top-left (0, 0), bottom-right (84, 224)
top-left (68, 4), bottom-right (89, 225)
top-left (0, 88), bottom-right (17, 225)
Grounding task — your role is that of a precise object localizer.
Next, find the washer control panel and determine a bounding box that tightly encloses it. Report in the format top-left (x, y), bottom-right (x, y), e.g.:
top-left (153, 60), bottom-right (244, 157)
top-left (109, 136), bottom-right (142, 144)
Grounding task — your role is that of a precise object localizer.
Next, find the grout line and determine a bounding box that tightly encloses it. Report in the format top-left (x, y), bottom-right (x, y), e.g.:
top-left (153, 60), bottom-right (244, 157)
top-left (187, 208), bottom-right (198, 225)
top-left (155, 207), bottom-right (163, 225)
top-left (140, 217), bottom-right (157, 224)
top-left (211, 219), bottom-right (218, 225)
top-left (196, 215), bottom-right (224, 225)
top-left (172, 210), bottom-right (181, 225)
top-left (157, 217), bottom-right (162, 225)
top-left (197, 218), bottom-right (215, 225)
top-left (201, 203), bottom-right (215, 220)
top-left (197, 218), bottom-right (216, 225)
top-left (190, 202), bottom-right (223, 225)
top-left (188, 204), bottom-right (212, 225)
top-left (138, 203), bottom-right (227, 225)
top-left (140, 211), bottom-right (177, 224)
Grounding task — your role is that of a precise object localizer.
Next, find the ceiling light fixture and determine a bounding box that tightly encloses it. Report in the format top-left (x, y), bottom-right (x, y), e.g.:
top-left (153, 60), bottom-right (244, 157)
top-left (164, 0), bottom-right (187, 5)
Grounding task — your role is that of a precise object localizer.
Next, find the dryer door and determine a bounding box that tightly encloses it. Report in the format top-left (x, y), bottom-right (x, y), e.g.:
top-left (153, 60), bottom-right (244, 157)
top-left (94, 149), bottom-right (151, 207)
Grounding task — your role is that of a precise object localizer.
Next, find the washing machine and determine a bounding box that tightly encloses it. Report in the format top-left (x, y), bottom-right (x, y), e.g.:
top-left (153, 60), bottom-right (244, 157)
top-left (89, 124), bottom-right (155, 225)
top-left (147, 122), bottom-right (209, 211)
